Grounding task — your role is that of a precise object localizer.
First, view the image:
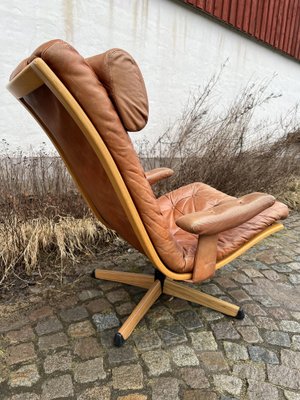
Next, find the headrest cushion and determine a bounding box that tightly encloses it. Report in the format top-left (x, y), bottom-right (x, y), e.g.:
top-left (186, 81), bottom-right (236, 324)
top-left (86, 49), bottom-right (148, 132)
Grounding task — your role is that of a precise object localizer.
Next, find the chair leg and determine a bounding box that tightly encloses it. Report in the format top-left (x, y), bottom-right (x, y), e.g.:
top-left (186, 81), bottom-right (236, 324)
top-left (114, 280), bottom-right (162, 346)
top-left (93, 269), bottom-right (154, 289)
top-left (92, 270), bottom-right (245, 347)
top-left (163, 278), bottom-right (242, 318)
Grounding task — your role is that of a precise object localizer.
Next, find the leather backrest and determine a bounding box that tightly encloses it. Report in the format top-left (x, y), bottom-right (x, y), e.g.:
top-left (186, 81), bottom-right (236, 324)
top-left (10, 40), bottom-right (190, 273)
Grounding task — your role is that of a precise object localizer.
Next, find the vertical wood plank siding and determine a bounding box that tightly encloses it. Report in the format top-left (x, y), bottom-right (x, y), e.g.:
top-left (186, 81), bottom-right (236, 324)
top-left (184, 0), bottom-right (300, 60)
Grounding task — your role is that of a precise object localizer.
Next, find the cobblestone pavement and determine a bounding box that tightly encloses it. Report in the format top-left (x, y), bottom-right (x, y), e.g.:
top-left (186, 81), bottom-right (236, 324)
top-left (0, 213), bottom-right (299, 400)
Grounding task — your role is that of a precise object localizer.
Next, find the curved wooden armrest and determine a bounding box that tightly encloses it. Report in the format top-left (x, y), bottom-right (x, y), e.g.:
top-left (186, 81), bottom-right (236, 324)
top-left (145, 167), bottom-right (174, 185)
top-left (176, 192), bottom-right (275, 236)
top-left (176, 192), bottom-right (275, 283)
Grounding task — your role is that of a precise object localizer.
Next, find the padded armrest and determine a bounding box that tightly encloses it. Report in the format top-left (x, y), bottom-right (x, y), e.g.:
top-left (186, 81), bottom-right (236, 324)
top-left (145, 167), bottom-right (174, 185)
top-left (176, 192), bottom-right (276, 236)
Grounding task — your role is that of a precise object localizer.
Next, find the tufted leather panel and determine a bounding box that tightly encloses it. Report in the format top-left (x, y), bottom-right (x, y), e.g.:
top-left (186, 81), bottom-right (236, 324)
top-left (158, 183), bottom-right (289, 266)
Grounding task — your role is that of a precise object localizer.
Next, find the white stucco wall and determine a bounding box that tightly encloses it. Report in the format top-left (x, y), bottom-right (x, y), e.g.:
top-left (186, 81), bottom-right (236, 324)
top-left (1, 0), bottom-right (299, 151)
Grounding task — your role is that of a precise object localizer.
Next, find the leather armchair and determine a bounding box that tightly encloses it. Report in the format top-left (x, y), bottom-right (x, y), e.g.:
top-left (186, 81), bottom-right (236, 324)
top-left (8, 40), bottom-right (289, 346)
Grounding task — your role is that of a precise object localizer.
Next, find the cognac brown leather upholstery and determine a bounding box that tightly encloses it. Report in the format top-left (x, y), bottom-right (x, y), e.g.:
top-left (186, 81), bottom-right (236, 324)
top-left (158, 183), bottom-right (288, 264)
top-left (176, 193), bottom-right (276, 235)
top-left (145, 168), bottom-right (174, 185)
top-left (10, 40), bottom-right (289, 280)
top-left (86, 49), bottom-right (148, 132)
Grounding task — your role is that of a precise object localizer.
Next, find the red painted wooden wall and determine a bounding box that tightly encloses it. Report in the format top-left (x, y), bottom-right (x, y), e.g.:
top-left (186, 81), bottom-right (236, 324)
top-left (184, 0), bottom-right (300, 61)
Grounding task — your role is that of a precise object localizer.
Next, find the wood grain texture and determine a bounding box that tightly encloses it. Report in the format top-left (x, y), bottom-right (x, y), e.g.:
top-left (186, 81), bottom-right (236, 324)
top-left (94, 270), bottom-right (154, 289)
top-left (118, 280), bottom-right (162, 339)
top-left (164, 278), bottom-right (240, 316)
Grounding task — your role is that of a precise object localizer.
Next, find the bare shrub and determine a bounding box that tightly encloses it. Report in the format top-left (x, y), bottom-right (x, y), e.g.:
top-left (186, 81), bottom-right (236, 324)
top-left (0, 143), bottom-right (88, 219)
top-left (140, 72), bottom-right (300, 203)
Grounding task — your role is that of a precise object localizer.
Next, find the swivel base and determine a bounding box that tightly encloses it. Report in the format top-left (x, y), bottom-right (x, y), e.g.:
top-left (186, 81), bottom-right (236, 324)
top-left (92, 269), bottom-right (244, 346)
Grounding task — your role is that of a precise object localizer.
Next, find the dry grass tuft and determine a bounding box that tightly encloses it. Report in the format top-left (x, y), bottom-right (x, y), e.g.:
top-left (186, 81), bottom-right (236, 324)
top-left (0, 144), bottom-right (118, 287)
top-left (0, 216), bottom-right (116, 286)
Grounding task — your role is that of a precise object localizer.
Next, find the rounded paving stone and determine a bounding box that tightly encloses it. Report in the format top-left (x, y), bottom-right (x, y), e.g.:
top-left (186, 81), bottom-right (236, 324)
top-left (264, 330), bottom-right (291, 347)
top-left (7, 343), bottom-right (36, 365)
top-left (106, 289), bottom-right (130, 304)
top-left (280, 320), bottom-right (300, 333)
top-left (223, 341), bottom-right (249, 361)
top-left (35, 317), bottom-right (63, 336)
top-left (213, 374), bottom-right (243, 396)
top-left (232, 362), bottom-right (265, 381)
top-left (199, 351), bottom-right (229, 371)
top-left (78, 289), bottom-right (102, 301)
top-left (59, 306), bottom-right (88, 322)
top-left (112, 364), bottom-right (143, 390)
top-left (9, 364), bottom-right (40, 387)
top-left (157, 324), bottom-right (187, 346)
top-left (151, 377), bottom-right (179, 400)
top-left (237, 326), bottom-right (263, 343)
top-left (77, 386), bottom-right (110, 400)
top-left (74, 337), bottom-right (103, 360)
top-left (142, 350), bottom-right (171, 376)
top-left (281, 349), bottom-right (300, 369)
top-left (108, 345), bottom-right (138, 366)
top-left (43, 351), bottom-right (72, 374)
top-left (38, 332), bottom-right (68, 351)
top-left (74, 358), bottom-right (106, 383)
top-left (171, 345), bottom-right (199, 367)
top-left (248, 345), bottom-right (279, 364)
top-left (41, 374), bottom-right (74, 399)
top-left (132, 330), bottom-right (162, 351)
top-left (6, 326), bottom-right (36, 344)
top-left (212, 322), bottom-right (240, 340)
top-left (85, 298), bottom-right (112, 314)
top-left (146, 306), bottom-right (174, 329)
top-left (255, 316), bottom-right (278, 331)
top-left (67, 320), bottom-right (95, 337)
top-left (189, 331), bottom-right (218, 351)
top-left (267, 364), bottom-right (300, 390)
top-left (247, 379), bottom-right (278, 400)
top-left (92, 312), bottom-right (120, 331)
top-left (177, 310), bottom-right (203, 330)
top-left (180, 367), bottom-right (210, 389)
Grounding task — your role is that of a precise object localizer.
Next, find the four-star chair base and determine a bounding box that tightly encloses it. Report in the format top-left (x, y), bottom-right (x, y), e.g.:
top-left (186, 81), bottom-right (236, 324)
top-left (92, 268), bottom-right (245, 347)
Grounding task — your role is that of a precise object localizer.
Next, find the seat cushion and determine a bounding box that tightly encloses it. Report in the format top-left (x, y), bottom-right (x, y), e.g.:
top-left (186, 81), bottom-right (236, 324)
top-left (158, 182), bottom-right (289, 266)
